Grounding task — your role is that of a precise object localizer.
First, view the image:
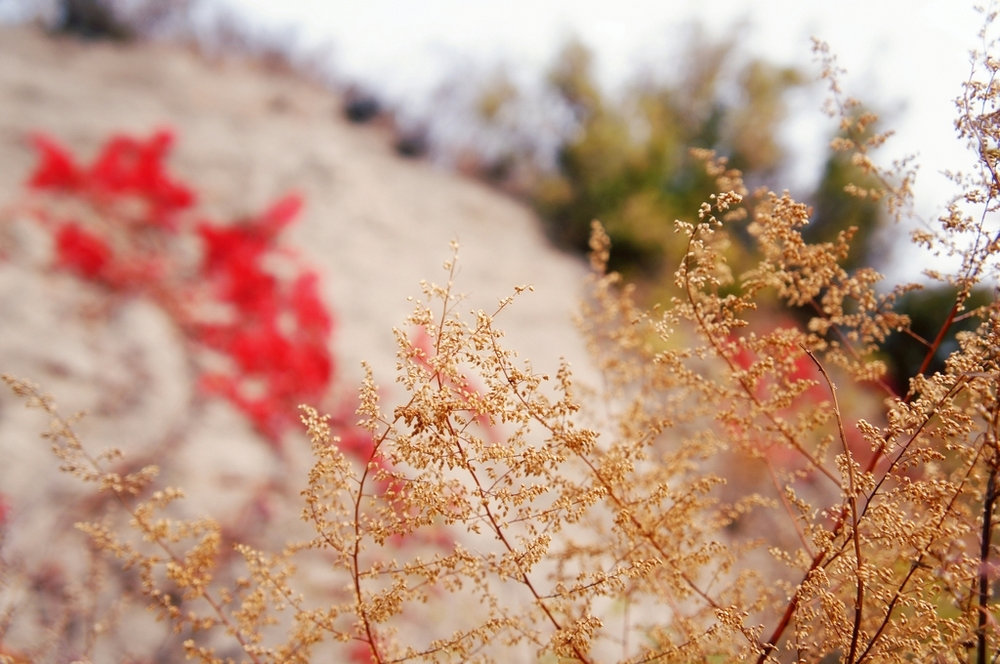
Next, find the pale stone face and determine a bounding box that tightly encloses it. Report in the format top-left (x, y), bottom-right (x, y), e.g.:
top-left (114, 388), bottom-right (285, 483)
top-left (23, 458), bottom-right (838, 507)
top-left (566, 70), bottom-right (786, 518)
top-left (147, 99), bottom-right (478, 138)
top-left (0, 26), bottom-right (595, 661)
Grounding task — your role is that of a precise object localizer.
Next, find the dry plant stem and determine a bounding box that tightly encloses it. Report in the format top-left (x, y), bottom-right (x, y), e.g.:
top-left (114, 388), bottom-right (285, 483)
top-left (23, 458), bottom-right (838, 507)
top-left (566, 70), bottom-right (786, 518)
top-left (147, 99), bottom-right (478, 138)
top-left (951, 60), bottom-right (1000, 302)
top-left (915, 301), bottom-right (961, 381)
top-left (805, 349), bottom-right (864, 663)
top-left (748, 129), bottom-right (995, 656)
top-left (965, 63), bottom-right (1000, 198)
top-left (977, 403), bottom-right (1000, 664)
top-left (804, 299), bottom-right (897, 399)
top-left (865, 376), bottom-right (974, 504)
top-left (858, 307), bottom-right (971, 483)
top-left (0, 375), bottom-right (266, 664)
top-left (756, 544), bottom-right (829, 662)
top-left (485, 330), bottom-right (751, 654)
top-left (765, 459), bottom-right (816, 555)
top-left (680, 226), bottom-right (855, 660)
top-left (346, 257), bottom-right (592, 663)
top-left (449, 417), bottom-right (592, 663)
top-left (855, 437), bottom-right (987, 662)
top-left (815, 37), bottom-right (916, 226)
top-left (977, 455), bottom-right (997, 664)
top-left (302, 393), bottom-right (419, 660)
top-left (757, 486), bottom-right (873, 662)
top-left (960, 65), bottom-right (1000, 664)
top-left (829, 368), bottom-right (992, 663)
top-left (426, 281), bottom-right (593, 663)
top-left (760, 371), bottom-right (976, 661)
top-left (681, 229), bottom-right (838, 487)
top-left (352, 430), bottom-right (387, 663)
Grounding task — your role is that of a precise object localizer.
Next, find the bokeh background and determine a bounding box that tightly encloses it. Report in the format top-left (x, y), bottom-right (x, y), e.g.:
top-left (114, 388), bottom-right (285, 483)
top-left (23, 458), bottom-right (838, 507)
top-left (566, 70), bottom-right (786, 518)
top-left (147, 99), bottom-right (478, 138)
top-left (0, 1), bottom-right (994, 661)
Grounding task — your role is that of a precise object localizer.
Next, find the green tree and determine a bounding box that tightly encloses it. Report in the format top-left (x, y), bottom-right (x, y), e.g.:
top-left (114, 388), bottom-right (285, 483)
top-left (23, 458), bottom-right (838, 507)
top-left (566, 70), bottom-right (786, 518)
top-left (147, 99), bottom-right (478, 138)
top-left (532, 35), bottom-right (802, 280)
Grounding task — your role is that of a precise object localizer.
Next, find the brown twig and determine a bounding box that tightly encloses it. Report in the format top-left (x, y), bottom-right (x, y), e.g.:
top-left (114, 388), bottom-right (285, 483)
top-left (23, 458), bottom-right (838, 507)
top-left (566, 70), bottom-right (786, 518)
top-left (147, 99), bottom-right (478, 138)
top-left (977, 402), bottom-right (1000, 664)
top-left (804, 349), bottom-right (864, 663)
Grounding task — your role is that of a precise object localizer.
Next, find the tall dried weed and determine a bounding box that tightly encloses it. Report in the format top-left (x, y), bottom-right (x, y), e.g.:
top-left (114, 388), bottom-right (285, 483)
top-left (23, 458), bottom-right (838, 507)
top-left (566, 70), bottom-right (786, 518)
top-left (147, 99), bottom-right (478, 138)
top-left (4, 13), bottom-right (1000, 664)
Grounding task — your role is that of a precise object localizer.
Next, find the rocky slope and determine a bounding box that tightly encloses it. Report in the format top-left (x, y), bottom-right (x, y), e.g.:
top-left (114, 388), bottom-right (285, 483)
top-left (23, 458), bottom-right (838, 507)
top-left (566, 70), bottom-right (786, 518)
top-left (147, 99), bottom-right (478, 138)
top-left (0, 26), bottom-right (596, 658)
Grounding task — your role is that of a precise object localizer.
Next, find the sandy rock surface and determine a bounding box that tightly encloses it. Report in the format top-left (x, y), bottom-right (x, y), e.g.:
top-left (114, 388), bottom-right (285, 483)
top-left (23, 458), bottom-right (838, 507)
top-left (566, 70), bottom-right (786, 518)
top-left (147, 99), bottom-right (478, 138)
top-left (0, 25), bottom-right (594, 460)
top-left (0, 26), bottom-right (596, 657)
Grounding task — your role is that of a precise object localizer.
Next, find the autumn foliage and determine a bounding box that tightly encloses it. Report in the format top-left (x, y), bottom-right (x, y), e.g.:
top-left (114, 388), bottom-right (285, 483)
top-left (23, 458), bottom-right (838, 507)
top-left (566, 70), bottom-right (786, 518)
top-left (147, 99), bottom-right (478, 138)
top-left (23, 128), bottom-right (335, 445)
top-left (3, 15), bottom-right (1000, 664)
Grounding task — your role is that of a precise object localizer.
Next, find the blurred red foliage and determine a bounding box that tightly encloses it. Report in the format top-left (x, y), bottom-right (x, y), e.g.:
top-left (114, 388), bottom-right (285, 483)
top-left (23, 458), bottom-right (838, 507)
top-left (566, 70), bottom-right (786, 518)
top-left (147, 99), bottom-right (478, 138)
top-left (54, 221), bottom-right (112, 279)
top-left (23, 129), bottom-right (336, 450)
top-left (30, 130), bottom-right (194, 227)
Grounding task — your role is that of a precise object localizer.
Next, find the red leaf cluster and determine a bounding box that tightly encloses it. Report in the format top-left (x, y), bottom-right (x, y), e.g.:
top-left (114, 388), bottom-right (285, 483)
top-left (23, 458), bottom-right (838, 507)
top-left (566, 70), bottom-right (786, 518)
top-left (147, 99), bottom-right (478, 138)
top-left (22, 129), bottom-right (339, 450)
top-left (196, 196), bottom-right (334, 441)
top-left (29, 129), bottom-right (194, 228)
top-left (54, 222), bottom-right (112, 279)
